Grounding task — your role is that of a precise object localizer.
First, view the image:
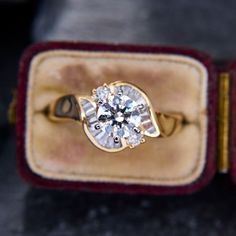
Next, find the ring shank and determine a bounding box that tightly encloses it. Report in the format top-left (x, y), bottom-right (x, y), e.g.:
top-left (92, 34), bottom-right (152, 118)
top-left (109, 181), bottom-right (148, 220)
top-left (46, 95), bottom-right (81, 122)
top-left (156, 113), bottom-right (184, 137)
top-left (46, 95), bottom-right (184, 137)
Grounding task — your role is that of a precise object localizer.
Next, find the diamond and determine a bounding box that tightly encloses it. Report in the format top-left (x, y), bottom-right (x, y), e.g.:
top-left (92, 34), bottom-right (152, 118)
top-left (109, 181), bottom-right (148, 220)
top-left (95, 85), bottom-right (110, 100)
top-left (80, 82), bottom-right (159, 151)
top-left (127, 130), bottom-right (143, 147)
top-left (94, 85), bottom-right (145, 148)
top-left (97, 95), bottom-right (141, 131)
top-left (113, 125), bottom-right (130, 138)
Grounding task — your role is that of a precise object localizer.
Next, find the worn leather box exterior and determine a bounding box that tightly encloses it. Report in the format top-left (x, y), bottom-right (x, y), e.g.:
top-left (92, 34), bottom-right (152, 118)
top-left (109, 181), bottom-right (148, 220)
top-left (16, 42), bottom-right (218, 195)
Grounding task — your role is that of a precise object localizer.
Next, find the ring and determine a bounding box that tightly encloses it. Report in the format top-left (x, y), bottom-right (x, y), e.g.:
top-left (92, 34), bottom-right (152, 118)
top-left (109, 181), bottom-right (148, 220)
top-left (46, 81), bottom-right (184, 152)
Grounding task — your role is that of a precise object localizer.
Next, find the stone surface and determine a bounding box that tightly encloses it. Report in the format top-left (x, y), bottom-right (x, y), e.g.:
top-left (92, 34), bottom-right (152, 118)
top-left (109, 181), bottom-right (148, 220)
top-left (95, 86), bottom-right (111, 101)
top-left (81, 83), bottom-right (147, 150)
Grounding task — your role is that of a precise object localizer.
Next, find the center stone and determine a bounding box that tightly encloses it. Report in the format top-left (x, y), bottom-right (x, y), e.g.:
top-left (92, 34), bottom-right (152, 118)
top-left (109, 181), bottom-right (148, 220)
top-left (115, 111), bottom-right (125, 123)
top-left (96, 94), bottom-right (142, 138)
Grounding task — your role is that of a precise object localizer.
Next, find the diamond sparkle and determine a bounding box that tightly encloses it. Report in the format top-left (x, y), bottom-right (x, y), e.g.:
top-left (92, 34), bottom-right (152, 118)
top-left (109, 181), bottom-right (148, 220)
top-left (79, 82), bottom-right (160, 152)
top-left (94, 86), bottom-right (144, 147)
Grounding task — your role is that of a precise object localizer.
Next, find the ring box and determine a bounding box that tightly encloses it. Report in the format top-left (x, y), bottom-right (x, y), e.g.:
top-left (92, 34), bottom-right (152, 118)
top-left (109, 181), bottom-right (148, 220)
top-left (16, 41), bottom-right (233, 195)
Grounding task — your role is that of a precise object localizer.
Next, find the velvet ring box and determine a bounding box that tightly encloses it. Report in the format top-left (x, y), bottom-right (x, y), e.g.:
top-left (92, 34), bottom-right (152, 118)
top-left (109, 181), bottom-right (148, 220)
top-left (16, 41), bottom-right (232, 195)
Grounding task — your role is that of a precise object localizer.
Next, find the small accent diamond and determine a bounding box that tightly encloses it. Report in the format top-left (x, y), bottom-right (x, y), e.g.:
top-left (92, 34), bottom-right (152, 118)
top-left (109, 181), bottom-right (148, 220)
top-left (95, 85), bottom-right (110, 101)
top-left (127, 130), bottom-right (143, 147)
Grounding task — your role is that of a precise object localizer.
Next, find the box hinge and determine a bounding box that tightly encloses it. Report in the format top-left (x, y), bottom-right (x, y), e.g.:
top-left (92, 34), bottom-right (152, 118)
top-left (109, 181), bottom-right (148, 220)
top-left (218, 72), bottom-right (230, 173)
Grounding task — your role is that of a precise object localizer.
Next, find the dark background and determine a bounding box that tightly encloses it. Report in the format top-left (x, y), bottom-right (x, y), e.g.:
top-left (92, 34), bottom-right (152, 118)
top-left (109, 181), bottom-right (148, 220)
top-left (0, 0), bottom-right (236, 235)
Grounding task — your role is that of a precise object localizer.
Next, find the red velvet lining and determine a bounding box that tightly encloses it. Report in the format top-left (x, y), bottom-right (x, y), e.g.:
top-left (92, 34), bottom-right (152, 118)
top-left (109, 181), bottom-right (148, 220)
top-left (16, 42), bottom-right (217, 195)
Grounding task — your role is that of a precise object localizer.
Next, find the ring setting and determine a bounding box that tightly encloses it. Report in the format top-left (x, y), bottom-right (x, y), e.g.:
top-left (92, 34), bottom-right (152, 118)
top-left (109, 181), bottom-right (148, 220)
top-left (47, 81), bottom-right (183, 153)
top-left (78, 82), bottom-right (160, 152)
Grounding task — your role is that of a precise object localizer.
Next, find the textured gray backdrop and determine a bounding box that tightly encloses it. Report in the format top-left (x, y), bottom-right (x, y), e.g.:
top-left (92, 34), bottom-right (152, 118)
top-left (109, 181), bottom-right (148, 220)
top-left (34, 0), bottom-right (236, 60)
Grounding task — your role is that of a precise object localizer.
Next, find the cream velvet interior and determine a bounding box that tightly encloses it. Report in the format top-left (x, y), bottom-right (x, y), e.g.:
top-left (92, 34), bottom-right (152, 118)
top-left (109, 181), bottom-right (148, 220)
top-left (26, 50), bottom-right (208, 186)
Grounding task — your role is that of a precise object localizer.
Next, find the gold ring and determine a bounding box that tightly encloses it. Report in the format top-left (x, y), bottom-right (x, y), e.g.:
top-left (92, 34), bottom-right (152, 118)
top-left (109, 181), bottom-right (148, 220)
top-left (46, 81), bottom-right (184, 152)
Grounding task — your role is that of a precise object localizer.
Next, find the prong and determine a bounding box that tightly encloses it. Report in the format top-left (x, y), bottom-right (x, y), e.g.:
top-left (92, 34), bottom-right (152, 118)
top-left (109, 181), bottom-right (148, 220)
top-left (117, 89), bottom-right (123, 96)
top-left (120, 137), bottom-right (127, 147)
top-left (97, 99), bottom-right (103, 104)
top-left (94, 124), bottom-right (101, 130)
top-left (133, 127), bottom-right (141, 133)
top-left (91, 94), bottom-right (96, 101)
top-left (141, 138), bottom-right (145, 144)
top-left (138, 104), bottom-right (144, 110)
top-left (114, 136), bottom-right (120, 143)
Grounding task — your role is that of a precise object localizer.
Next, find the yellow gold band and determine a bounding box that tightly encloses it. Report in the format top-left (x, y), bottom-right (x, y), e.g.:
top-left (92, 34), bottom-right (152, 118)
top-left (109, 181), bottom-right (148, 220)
top-left (46, 81), bottom-right (184, 152)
